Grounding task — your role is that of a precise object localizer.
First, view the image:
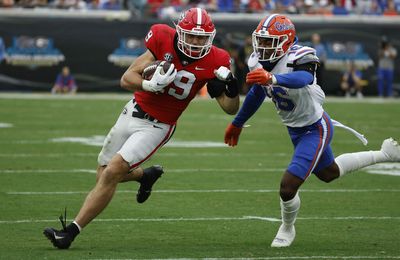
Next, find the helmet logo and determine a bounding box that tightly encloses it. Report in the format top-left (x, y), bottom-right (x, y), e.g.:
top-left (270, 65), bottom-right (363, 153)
top-left (275, 21), bottom-right (294, 32)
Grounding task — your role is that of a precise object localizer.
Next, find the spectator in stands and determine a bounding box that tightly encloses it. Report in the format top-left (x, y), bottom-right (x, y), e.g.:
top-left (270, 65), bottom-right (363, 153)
top-left (383, 0), bottom-right (398, 15)
top-left (361, 0), bottom-right (382, 15)
top-left (126, 0), bottom-right (146, 17)
top-left (341, 60), bottom-right (364, 98)
top-left (311, 33), bottom-right (326, 86)
top-left (51, 66), bottom-right (78, 94)
top-left (377, 36), bottom-right (397, 97)
top-left (100, 0), bottom-right (121, 9)
top-left (0, 37), bottom-right (5, 63)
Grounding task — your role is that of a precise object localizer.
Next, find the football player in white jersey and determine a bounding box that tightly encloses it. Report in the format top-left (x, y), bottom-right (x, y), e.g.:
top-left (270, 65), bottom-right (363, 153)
top-left (224, 14), bottom-right (400, 248)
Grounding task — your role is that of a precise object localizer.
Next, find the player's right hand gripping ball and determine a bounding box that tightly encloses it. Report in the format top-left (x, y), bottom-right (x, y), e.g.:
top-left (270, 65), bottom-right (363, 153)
top-left (142, 61), bottom-right (177, 93)
top-left (142, 60), bottom-right (173, 80)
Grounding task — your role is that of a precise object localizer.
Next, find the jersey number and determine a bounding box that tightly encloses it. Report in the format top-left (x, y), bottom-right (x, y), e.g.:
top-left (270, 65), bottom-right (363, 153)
top-left (270, 87), bottom-right (295, 112)
top-left (167, 70), bottom-right (196, 100)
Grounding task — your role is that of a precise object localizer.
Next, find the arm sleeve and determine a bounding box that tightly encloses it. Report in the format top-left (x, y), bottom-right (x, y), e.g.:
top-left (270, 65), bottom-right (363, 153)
top-left (232, 85), bottom-right (267, 127)
top-left (144, 24), bottom-right (160, 57)
top-left (274, 71), bottom-right (314, 89)
top-left (207, 78), bottom-right (225, 98)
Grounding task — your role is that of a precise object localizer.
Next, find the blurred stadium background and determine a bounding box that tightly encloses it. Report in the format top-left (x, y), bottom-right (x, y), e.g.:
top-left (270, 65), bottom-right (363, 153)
top-left (1, 1), bottom-right (400, 259)
top-left (0, 0), bottom-right (400, 96)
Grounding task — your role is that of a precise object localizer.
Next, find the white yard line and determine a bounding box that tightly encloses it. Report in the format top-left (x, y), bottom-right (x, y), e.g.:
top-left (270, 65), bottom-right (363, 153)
top-left (0, 168), bottom-right (285, 174)
top-left (0, 153), bottom-right (98, 157)
top-left (91, 256), bottom-right (400, 260)
top-left (0, 152), bottom-right (288, 158)
top-left (1, 92), bottom-right (400, 103)
top-left (1, 215), bottom-right (400, 225)
top-left (6, 188), bottom-right (400, 195)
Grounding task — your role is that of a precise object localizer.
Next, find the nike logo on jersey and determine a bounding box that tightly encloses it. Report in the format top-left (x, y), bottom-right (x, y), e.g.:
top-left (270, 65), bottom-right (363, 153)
top-left (153, 125), bottom-right (163, 129)
top-left (195, 66), bottom-right (206, 71)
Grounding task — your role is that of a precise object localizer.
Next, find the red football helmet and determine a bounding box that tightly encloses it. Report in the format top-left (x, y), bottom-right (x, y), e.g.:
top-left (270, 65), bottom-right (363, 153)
top-left (176, 7), bottom-right (216, 59)
top-left (252, 14), bottom-right (296, 62)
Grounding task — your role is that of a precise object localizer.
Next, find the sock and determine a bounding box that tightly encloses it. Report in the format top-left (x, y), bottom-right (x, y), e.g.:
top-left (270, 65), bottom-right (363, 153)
top-left (72, 221), bottom-right (82, 232)
top-left (280, 193), bottom-right (300, 229)
top-left (336, 150), bottom-right (387, 177)
top-left (66, 222), bottom-right (81, 240)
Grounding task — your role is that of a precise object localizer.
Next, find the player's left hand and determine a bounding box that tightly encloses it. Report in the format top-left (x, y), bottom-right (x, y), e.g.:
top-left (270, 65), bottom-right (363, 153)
top-left (224, 123), bottom-right (242, 147)
top-left (214, 66), bottom-right (233, 81)
top-left (246, 68), bottom-right (273, 85)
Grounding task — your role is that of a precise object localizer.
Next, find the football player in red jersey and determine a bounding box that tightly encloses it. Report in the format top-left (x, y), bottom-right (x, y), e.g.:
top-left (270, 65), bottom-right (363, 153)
top-left (43, 7), bottom-right (239, 249)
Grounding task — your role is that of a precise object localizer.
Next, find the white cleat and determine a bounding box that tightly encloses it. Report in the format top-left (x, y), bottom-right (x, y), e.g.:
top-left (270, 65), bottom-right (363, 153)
top-left (381, 138), bottom-right (400, 162)
top-left (271, 224), bottom-right (296, 248)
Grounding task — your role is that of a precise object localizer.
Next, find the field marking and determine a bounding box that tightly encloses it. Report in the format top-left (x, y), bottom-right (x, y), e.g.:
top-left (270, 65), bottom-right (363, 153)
top-left (0, 168), bottom-right (285, 174)
top-left (2, 92), bottom-right (400, 104)
top-left (0, 153), bottom-right (98, 158)
top-left (3, 165), bottom-right (398, 176)
top-left (1, 215), bottom-right (400, 225)
top-left (6, 188), bottom-right (400, 195)
top-left (365, 163), bottom-right (400, 176)
top-left (91, 256), bottom-right (400, 260)
top-left (0, 122), bottom-right (13, 128)
top-left (0, 169), bottom-right (97, 174)
top-left (51, 136), bottom-right (230, 148)
top-left (0, 152), bottom-right (289, 158)
top-left (92, 256), bottom-right (400, 260)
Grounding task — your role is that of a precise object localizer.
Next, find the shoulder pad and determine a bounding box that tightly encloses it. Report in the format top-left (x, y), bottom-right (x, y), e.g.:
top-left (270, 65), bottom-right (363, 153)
top-left (287, 45), bottom-right (317, 62)
top-left (296, 53), bottom-right (320, 65)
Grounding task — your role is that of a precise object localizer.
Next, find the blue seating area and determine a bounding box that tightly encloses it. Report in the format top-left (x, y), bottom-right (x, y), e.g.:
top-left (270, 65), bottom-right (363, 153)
top-left (108, 38), bottom-right (146, 67)
top-left (112, 38), bottom-right (145, 56)
top-left (6, 36), bottom-right (62, 55)
top-left (325, 41), bottom-right (374, 70)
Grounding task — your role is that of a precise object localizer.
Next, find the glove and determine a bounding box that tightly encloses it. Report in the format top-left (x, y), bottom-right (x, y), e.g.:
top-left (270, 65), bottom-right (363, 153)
top-left (214, 66), bottom-right (233, 81)
top-left (246, 68), bottom-right (273, 85)
top-left (142, 61), bottom-right (177, 92)
top-left (224, 123), bottom-right (242, 147)
top-left (247, 52), bottom-right (262, 71)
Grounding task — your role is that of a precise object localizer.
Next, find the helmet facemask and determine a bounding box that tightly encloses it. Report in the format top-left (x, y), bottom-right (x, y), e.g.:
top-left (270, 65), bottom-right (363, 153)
top-left (252, 31), bottom-right (289, 62)
top-left (177, 26), bottom-right (215, 59)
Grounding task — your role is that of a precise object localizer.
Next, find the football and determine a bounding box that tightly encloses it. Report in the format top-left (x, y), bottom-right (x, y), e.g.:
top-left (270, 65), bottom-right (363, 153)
top-left (142, 60), bottom-right (173, 80)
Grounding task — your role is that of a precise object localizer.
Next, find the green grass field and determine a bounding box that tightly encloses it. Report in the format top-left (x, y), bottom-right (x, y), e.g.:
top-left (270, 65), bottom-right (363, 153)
top-left (1, 94), bottom-right (400, 260)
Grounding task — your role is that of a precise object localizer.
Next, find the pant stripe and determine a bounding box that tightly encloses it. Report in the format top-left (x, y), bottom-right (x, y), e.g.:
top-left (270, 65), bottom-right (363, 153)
top-left (129, 124), bottom-right (176, 169)
top-left (304, 114), bottom-right (331, 178)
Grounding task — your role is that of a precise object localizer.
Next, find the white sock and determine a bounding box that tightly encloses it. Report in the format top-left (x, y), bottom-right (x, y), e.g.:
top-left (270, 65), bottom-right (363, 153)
top-left (336, 150), bottom-right (387, 177)
top-left (73, 221), bottom-right (82, 232)
top-left (280, 193), bottom-right (300, 229)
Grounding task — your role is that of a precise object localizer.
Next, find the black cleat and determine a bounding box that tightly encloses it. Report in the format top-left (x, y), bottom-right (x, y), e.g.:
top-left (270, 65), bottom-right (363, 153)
top-left (43, 227), bottom-right (73, 249)
top-left (43, 208), bottom-right (75, 249)
top-left (136, 165), bottom-right (164, 203)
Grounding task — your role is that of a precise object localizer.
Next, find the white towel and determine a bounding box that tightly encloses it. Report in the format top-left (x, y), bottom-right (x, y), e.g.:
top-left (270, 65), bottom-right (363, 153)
top-left (331, 119), bottom-right (368, 146)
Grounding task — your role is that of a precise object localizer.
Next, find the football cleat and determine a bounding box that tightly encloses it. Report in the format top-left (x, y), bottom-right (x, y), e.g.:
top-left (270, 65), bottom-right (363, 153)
top-left (43, 208), bottom-right (74, 249)
top-left (136, 165), bottom-right (164, 203)
top-left (271, 224), bottom-right (296, 248)
top-left (43, 227), bottom-right (73, 249)
top-left (381, 138), bottom-right (400, 161)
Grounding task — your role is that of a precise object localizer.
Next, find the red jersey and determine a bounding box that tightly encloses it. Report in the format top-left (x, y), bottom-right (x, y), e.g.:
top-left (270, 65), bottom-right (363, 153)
top-left (134, 24), bottom-right (231, 125)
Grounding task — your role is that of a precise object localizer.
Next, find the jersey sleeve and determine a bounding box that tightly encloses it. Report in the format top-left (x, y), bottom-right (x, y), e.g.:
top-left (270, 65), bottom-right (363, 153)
top-left (144, 24), bottom-right (162, 57)
top-left (219, 49), bottom-right (232, 69)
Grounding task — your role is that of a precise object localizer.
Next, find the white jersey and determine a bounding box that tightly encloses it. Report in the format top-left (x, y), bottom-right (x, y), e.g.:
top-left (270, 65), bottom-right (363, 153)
top-left (254, 45), bottom-right (325, 128)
